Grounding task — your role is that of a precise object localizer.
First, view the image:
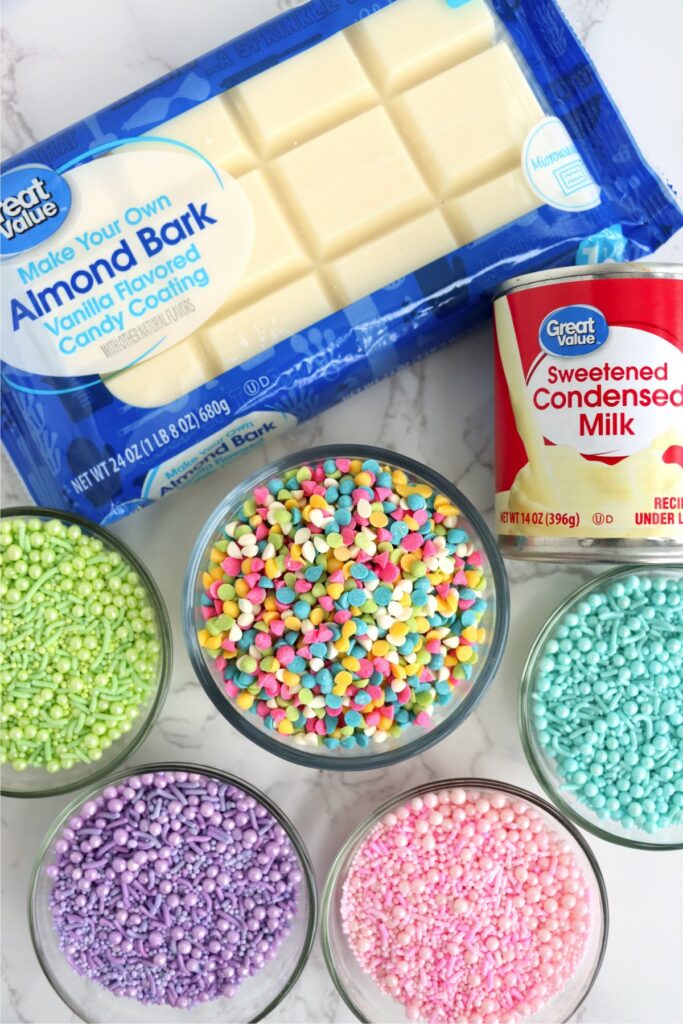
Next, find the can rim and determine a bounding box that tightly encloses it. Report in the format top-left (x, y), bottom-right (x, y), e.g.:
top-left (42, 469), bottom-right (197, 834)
top-left (495, 261), bottom-right (683, 300)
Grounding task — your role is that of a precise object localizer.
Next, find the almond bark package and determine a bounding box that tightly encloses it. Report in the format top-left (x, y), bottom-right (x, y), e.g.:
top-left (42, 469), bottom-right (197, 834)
top-left (1, 0), bottom-right (681, 522)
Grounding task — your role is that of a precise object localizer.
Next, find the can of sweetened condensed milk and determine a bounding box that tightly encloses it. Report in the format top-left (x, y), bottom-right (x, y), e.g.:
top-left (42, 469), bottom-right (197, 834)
top-left (494, 263), bottom-right (683, 561)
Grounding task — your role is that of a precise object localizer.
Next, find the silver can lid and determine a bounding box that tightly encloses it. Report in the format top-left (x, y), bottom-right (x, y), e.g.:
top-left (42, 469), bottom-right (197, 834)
top-left (495, 261), bottom-right (683, 300)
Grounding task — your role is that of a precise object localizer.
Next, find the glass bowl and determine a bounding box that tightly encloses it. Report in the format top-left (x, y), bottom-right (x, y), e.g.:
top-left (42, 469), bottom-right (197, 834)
top-left (183, 444), bottom-right (509, 770)
top-left (322, 779), bottom-right (608, 1023)
top-left (520, 566), bottom-right (683, 850)
top-left (29, 761), bottom-right (318, 1023)
top-left (1, 507), bottom-right (172, 798)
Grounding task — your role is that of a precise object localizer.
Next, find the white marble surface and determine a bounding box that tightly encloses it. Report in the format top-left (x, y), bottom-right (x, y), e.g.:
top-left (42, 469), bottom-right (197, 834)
top-left (2, 1), bottom-right (683, 1021)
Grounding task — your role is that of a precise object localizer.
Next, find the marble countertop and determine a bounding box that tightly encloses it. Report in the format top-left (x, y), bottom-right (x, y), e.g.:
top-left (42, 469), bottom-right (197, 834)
top-left (2, 1), bottom-right (682, 1021)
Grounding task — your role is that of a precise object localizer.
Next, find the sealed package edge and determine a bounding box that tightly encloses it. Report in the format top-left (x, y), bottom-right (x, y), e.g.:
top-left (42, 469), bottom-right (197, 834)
top-left (1, 0), bottom-right (681, 523)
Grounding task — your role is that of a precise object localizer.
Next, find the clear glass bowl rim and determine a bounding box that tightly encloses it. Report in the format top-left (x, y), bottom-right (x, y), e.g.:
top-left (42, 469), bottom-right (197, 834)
top-left (0, 506), bottom-right (173, 799)
top-left (182, 444), bottom-right (510, 771)
top-left (28, 758), bottom-right (319, 1023)
top-left (519, 564), bottom-right (683, 851)
top-left (321, 776), bottom-right (609, 1024)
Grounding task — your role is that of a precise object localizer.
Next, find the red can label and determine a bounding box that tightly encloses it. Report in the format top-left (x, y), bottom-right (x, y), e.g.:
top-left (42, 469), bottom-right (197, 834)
top-left (494, 274), bottom-right (683, 541)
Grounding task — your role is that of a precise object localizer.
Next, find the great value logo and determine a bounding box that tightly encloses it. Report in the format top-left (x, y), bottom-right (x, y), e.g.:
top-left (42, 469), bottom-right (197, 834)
top-left (0, 164), bottom-right (72, 258)
top-left (539, 304), bottom-right (609, 358)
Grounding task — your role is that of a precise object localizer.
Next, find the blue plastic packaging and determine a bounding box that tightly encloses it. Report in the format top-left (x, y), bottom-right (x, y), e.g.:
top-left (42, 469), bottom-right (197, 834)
top-left (1, 0), bottom-right (681, 523)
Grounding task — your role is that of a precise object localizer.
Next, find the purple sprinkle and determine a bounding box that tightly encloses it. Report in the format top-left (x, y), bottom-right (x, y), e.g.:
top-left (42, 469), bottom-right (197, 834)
top-left (48, 772), bottom-right (301, 1009)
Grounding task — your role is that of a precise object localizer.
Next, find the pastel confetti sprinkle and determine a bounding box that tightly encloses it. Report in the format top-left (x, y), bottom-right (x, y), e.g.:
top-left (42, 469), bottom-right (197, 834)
top-left (341, 786), bottom-right (593, 1022)
top-left (196, 457), bottom-right (490, 750)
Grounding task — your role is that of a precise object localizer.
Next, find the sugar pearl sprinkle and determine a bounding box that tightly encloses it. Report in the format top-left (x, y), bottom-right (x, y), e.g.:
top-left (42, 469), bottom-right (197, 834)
top-left (197, 457), bottom-right (488, 749)
top-left (341, 788), bottom-right (592, 1023)
top-left (0, 517), bottom-right (161, 774)
top-left (48, 771), bottom-right (302, 1008)
top-left (532, 572), bottom-right (683, 834)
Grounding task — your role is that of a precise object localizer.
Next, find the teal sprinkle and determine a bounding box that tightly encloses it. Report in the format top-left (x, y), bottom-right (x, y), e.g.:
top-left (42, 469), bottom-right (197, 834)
top-left (344, 710), bottom-right (363, 728)
top-left (531, 571), bottom-right (683, 835)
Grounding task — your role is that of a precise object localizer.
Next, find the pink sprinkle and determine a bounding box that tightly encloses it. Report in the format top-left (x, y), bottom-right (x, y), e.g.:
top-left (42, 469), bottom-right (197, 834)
top-left (336, 458), bottom-right (351, 473)
top-left (278, 646), bottom-right (295, 666)
top-left (250, 557), bottom-right (265, 572)
top-left (412, 509), bottom-right (429, 525)
top-left (214, 656), bottom-right (226, 673)
top-left (422, 540), bottom-right (438, 558)
top-left (247, 587), bottom-right (266, 604)
top-left (341, 527), bottom-right (356, 546)
top-left (222, 556), bottom-right (242, 575)
top-left (318, 596), bottom-right (334, 612)
top-left (401, 533), bottom-right (423, 551)
top-left (329, 570), bottom-right (345, 584)
top-left (270, 620), bottom-right (286, 637)
top-left (396, 687), bottom-right (412, 704)
top-left (380, 564), bottom-right (400, 583)
top-left (295, 579), bottom-right (312, 593)
top-left (221, 640), bottom-right (236, 652)
top-left (256, 702), bottom-right (270, 718)
top-left (334, 610), bottom-right (353, 624)
top-left (255, 632), bottom-right (272, 650)
top-left (270, 708), bottom-right (286, 723)
top-left (414, 711), bottom-right (431, 728)
top-left (373, 658), bottom-right (390, 674)
top-left (224, 681), bottom-right (239, 697)
top-left (285, 558), bottom-right (302, 572)
top-left (318, 627), bottom-right (333, 643)
top-left (366, 685), bottom-right (383, 701)
top-left (341, 788), bottom-right (591, 1022)
top-left (358, 659), bottom-right (374, 679)
top-left (314, 720), bottom-right (326, 735)
top-left (209, 581), bottom-right (222, 598)
top-left (375, 486), bottom-right (393, 501)
top-left (253, 487), bottom-right (269, 503)
top-left (454, 571), bottom-right (469, 585)
top-left (364, 711), bottom-right (381, 727)
top-left (200, 607), bottom-right (214, 621)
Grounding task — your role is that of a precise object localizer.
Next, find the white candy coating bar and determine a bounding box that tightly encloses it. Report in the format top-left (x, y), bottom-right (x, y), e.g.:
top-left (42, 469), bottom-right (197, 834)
top-left (106, 0), bottom-right (543, 408)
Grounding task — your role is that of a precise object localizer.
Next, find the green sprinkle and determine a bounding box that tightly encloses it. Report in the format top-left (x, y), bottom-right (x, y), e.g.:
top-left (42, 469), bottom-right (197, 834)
top-left (0, 515), bottom-right (162, 778)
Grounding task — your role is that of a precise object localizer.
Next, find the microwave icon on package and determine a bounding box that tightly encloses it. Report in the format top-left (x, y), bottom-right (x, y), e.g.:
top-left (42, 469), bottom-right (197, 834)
top-left (554, 160), bottom-right (594, 196)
